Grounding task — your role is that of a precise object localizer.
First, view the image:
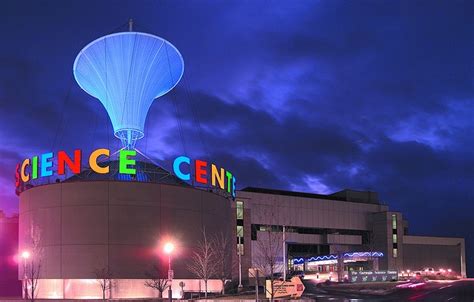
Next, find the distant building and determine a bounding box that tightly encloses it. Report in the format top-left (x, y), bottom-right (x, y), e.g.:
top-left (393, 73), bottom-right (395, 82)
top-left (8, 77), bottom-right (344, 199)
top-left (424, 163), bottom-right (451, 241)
top-left (234, 187), bottom-right (466, 280)
top-left (0, 211), bottom-right (21, 297)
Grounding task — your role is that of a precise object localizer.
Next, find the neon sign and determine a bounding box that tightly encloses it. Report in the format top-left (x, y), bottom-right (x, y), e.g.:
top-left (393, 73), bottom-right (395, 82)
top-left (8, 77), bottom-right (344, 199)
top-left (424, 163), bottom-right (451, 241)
top-left (15, 150), bottom-right (237, 198)
top-left (173, 156), bottom-right (236, 198)
top-left (15, 148), bottom-right (137, 188)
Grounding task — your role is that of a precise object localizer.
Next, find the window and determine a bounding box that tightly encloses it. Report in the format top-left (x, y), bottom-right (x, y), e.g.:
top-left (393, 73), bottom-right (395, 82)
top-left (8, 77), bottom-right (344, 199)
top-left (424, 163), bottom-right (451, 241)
top-left (236, 201), bottom-right (244, 255)
top-left (393, 248), bottom-right (398, 258)
top-left (392, 234), bottom-right (397, 243)
top-left (392, 214), bottom-right (397, 230)
top-left (237, 225), bottom-right (243, 237)
top-left (251, 224), bottom-right (257, 240)
top-left (236, 201), bottom-right (244, 219)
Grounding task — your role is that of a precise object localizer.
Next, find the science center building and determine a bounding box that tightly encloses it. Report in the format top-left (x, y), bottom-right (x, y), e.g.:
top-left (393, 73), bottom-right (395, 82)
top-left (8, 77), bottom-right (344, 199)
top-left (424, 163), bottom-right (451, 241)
top-left (15, 29), bottom-right (466, 299)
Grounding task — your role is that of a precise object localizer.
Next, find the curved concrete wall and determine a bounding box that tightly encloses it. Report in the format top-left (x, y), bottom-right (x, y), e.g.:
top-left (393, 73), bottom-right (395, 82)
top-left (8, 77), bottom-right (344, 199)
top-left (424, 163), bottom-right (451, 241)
top-left (19, 181), bottom-right (232, 280)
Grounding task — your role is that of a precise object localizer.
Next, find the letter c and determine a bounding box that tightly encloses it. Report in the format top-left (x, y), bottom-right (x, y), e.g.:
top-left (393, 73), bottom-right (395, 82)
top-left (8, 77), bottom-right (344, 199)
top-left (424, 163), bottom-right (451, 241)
top-left (173, 156), bottom-right (190, 181)
top-left (21, 159), bottom-right (30, 182)
top-left (89, 148), bottom-right (110, 174)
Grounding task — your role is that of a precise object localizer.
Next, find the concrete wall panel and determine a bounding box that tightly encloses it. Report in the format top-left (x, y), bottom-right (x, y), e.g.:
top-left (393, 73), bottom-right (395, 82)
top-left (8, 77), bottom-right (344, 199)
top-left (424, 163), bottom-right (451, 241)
top-left (61, 205), bottom-right (108, 245)
top-left (19, 181), bottom-right (231, 281)
top-left (61, 245), bottom-right (108, 278)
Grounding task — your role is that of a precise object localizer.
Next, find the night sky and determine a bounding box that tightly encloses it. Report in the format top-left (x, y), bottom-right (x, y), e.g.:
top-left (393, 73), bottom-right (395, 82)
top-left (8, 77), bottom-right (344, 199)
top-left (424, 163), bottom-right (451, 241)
top-left (1, 1), bottom-right (473, 275)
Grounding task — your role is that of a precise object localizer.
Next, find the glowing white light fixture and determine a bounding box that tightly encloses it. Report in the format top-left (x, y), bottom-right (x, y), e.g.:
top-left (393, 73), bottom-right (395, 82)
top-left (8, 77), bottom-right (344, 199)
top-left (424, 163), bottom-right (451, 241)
top-left (164, 242), bottom-right (175, 254)
top-left (21, 251), bottom-right (30, 259)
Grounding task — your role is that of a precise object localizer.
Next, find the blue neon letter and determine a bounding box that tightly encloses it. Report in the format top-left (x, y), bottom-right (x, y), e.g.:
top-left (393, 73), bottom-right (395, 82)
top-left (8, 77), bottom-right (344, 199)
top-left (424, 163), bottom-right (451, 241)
top-left (232, 176), bottom-right (236, 198)
top-left (41, 152), bottom-right (54, 177)
top-left (173, 156), bottom-right (191, 181)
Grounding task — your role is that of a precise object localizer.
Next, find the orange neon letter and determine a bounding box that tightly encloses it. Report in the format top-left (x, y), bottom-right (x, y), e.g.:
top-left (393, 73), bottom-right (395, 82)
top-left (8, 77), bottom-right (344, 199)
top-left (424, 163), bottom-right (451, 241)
top-left (21, 159), bottom-right (30, 182)
top-left (89, 148), bottom-right (110, 174)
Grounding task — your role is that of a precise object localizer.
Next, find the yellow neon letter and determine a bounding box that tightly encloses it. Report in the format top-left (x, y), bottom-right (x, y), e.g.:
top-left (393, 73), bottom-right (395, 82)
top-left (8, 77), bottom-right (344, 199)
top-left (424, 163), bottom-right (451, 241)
top-left (211, 164), bottom-right (225, 189)
top-left (89, 148), bottom-right (110, 174)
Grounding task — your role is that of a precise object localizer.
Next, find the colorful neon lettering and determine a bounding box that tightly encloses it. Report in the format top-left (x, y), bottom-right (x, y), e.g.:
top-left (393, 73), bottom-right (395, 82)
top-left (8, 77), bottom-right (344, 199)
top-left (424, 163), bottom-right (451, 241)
top-left (173, 156), bottom-right (237, 197)
top-left (89, 148), bottom-right (110, 174)
top-left (15, 164), bottom-right (20, 187)
top-left (195, 160), bottom-right (207, 184)
top-left (21, 159), bottom-right (30, 182)
top-left (173, 156), bottom-right (190, 181)
top-left (211, 164), bottom-right (224, 189)
top-left (16, 148), bottom-right (141, 188)
top-left (226, 171), bottom-right (233, 193)
top-left (119, 150), bottom-right (136, 175)
top-left (31, 156), bottom-right (38, 179)
top-left (58, 150), bottom-right (82, 175)
top-left (40, 152), bottom-right (54, 177)
top-left (15, 150), bottom-right (234, 199)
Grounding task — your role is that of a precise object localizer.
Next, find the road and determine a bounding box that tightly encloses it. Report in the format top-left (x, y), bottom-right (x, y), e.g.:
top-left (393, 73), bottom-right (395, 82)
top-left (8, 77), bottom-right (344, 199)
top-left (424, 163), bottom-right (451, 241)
top-left (303, 279), bottom-right (474, 302)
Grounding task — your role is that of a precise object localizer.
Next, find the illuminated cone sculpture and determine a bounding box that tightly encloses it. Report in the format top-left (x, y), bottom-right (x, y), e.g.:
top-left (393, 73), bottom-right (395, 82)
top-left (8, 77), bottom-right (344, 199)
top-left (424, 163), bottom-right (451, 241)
top-left (73, 32), bottom-right (184, 149)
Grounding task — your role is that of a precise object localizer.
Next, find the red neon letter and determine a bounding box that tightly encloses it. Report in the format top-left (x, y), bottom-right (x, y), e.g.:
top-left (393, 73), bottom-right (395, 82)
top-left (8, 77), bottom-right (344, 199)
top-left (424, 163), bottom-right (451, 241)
top-left (58, 150), bottom-right (82, 175)
top-left (195, 160), bottom-right (208, 184)
top-left (15, 164), bottom-right (20, 188)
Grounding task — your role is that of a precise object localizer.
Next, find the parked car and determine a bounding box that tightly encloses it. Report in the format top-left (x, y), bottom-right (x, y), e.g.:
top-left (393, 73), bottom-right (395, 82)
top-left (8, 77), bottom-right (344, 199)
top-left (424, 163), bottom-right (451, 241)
top-left (289, 270), bottom-right (305, 280)
top-left (272, 272), bottom-right (284, 280)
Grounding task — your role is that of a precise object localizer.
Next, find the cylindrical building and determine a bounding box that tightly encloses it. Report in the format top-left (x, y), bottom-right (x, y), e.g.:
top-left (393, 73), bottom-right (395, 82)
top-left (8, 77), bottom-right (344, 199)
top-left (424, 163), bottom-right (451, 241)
top-left (19, 161), bottom-right (232, 299)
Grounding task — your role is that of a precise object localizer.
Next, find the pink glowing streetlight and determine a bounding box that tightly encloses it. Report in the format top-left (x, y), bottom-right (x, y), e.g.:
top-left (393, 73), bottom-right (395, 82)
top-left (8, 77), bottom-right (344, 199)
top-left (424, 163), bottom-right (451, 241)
top-left (21, 250), bottom-right (30, 299)
top-left (164, 242), bottom-right (175, 255)
top-left (163, 242), bottom-right (175, 302)
top-left (21, 251), bottom-right (30, 259)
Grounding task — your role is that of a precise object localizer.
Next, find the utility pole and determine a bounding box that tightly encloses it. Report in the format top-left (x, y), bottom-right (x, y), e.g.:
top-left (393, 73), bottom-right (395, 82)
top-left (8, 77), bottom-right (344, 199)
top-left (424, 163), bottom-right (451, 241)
top-left (168, 254), bottom-right (172, 302)
top-left (283, 225), bottom-right (286, 280)
top-left (238, 236), bottom-right (243, 290)
top-left (255, 269), bottom-right (259, 302)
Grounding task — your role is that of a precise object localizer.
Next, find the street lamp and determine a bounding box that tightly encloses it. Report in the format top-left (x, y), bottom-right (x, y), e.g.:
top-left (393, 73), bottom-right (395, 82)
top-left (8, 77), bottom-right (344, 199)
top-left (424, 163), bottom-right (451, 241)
top-left (237, 236), bottom-right (243, 290)
top-left (21, 251), bottom-right (30, 299)
top-left (164, 242), bottom-right (174, 302)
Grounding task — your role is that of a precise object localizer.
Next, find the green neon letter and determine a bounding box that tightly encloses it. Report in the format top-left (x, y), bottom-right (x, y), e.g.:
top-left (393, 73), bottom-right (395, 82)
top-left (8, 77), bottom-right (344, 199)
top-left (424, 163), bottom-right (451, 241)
top-left (119, 150), bottom-right (137, 175)
top-left (226, 171), bottom-right (233, 193)
top-left (32, 156), bottom-right (38, 179)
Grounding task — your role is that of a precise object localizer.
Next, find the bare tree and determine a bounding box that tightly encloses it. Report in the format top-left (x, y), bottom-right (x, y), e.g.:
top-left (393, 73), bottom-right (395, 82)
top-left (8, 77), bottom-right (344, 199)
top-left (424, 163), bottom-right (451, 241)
top-left (187, 229), bottom-right (217, 298)
top-left (255, 226), bottom-right (283, 301)
top-left (24, 224), bottom-right (42, 302)
top-left (94, 266), bottom-right (113, 300)
top-left (211, 231), bottom-right (231, 295)
top-left (144, 264), bottom-right (169, 298)
top-left (253, 208), bottom-right (285, 302)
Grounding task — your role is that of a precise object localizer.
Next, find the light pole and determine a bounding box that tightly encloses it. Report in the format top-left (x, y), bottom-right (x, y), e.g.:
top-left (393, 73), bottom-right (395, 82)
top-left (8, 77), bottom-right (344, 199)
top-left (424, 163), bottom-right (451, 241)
top-left (283, 225), bottom-right (286, 281)
top-left (238, 236), bottom-right (243, 290)
top-left (164, 242), bottom-right (174, 302)
top-left (21, 251), bottom-right (30, 300)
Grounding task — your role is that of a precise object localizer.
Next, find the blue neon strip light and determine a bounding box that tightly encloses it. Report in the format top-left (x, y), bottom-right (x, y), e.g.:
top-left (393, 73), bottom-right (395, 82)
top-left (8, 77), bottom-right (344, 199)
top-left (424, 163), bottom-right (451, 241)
top-left (293, 251), bottom-right (384, 264)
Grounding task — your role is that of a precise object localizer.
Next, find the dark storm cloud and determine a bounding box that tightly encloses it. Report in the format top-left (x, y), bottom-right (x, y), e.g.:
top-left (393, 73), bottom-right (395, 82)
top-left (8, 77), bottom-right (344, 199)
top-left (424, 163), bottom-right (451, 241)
top-left (0, 0), bottom-right (473, 274)
top-left (150, 89), bottom-right (364, 187)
